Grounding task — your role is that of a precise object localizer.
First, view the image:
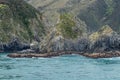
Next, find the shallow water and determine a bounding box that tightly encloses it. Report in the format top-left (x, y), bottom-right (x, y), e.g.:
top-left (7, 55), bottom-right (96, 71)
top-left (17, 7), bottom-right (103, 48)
top-left (0, 54), bottom-right (120, 80)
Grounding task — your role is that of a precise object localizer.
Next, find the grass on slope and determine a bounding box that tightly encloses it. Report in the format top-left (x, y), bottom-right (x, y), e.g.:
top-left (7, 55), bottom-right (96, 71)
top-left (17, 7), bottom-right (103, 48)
top-left (0, 0), bottom-right (45, 42)
top-left (57, 13), bottom-right (83, 39)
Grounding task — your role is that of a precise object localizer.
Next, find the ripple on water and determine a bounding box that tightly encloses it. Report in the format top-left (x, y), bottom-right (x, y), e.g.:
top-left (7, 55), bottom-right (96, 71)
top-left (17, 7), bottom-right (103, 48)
top-left (0, 54), bottom-right (120, 80)
top-left (0, 75), bottom-right (22, 80)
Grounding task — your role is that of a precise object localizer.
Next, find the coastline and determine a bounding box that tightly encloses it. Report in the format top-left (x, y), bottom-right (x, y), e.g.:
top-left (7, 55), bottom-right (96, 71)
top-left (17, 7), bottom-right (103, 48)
top-left (7, 51), bottom-right (120, 59)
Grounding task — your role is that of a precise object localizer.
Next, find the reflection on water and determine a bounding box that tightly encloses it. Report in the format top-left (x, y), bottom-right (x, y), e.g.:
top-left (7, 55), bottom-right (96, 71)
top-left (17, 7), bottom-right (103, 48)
top-left (0, 54), bottom-right (120, 80)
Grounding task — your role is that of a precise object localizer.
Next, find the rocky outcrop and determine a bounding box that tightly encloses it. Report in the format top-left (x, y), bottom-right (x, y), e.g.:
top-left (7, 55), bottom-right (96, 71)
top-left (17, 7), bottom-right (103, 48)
top-left (39, 25), bottom-right (120, 53)
top-left (0, 38), bottom-right (30, 52)
top-left (91, 33), bottom-right (120, 52)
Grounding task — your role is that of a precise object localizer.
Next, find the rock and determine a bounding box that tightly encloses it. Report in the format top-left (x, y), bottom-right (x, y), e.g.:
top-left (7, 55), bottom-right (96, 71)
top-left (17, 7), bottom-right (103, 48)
top-left (3, 38), bottom-right (30, 52)
top-left (91, 33), bottom-right (120, 52)
top-left (83, 51), bottom-right (120, 59)
top-left (74, 38), bottom-right (90, 52)
top-left (0, 43), bottom-right (4, 52)
top-left (7, 51), bottom-right (120, 59)
top-left (30, 41), bottom-right (40, 52)
top-left (0, 0), bottom-right (9, 4)
top-left (7, 51), bottom-right (82, 58)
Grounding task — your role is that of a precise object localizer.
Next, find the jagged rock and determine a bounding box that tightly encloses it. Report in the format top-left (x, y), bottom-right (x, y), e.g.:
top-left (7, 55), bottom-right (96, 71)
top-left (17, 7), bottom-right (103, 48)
top-left (91, 33), bottom-right (120, 52)
top-left (3, 38), bottom-right (30, 52)
top-left (30, 41), bottom-right (40, 52)
top-left (73, 38), bottom-right (90, 52)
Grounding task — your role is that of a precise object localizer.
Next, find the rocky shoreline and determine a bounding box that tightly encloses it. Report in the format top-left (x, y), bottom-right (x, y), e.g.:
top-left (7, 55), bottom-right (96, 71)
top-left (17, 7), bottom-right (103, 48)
top-left (7, 51), bottom-right (120, 59)
top-left (82, 51), bottom-right (120, 59)
top-left (2, 31), bottom-right (120, 59)
top-left (7, 51), bottom-right (82, 58)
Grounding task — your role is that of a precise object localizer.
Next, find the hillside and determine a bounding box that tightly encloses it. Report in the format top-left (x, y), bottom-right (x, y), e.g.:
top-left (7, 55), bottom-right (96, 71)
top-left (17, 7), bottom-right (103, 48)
top-left (0, 0), bottom-right (120, 53)
top-left (26, 0), bottom-right (120, 33)
top-left (26, 0), bottom-right (120, 53)
top-left (0, 0), bottom-right (45, 43)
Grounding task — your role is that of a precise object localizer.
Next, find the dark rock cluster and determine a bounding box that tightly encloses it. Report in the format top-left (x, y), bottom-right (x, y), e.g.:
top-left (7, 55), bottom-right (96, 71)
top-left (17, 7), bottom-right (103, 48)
top-left (1, 33), bottom-right (120, 54)
top-left (0, 38), bottom-right (30, 52)
top-left (91, 34), bottom-right (120, 52)
top-left (63, 38), bottom-right (90, 52)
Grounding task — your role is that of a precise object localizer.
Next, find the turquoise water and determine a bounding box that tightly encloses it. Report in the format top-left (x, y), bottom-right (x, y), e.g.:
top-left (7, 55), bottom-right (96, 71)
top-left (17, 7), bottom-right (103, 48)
top-left (0, 54), bottom-right (120, 80)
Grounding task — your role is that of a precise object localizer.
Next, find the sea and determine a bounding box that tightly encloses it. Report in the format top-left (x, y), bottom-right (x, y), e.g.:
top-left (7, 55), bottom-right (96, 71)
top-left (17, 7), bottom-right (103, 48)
top-left (0, 53), bottom-right (120, 80)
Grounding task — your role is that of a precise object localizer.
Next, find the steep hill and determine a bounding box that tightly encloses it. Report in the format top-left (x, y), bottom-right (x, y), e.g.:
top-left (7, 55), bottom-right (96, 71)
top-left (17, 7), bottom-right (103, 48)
top-left (0, 0), bottom-right (45, 43)
top-left (25, 0), bottom-right (120, 53)
top-left (26, 0), bottom-right (120, 33)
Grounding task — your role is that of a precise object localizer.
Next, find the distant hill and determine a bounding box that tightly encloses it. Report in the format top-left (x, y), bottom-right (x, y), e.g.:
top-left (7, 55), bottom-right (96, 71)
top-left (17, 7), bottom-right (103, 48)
top-left (26, 0), bottom-right (120, 33)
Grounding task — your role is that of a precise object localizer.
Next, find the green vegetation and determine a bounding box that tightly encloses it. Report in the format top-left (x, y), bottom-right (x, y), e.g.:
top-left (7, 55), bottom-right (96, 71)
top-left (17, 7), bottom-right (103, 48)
top-left (0, 4), bottom-right (10, 18)
top-left (27, 0), bottom-right (120, 34)
top-left (89, 25), bottom-right (114, 42)
top-left (57, 13), bottom-right (81, 39)
top-left (105, 0), bottom-right (115, 16)
top-left (0, 4), bottom-right (7, 9)
top-left (0, 0), bottom-right (45, 43)
top-left (8, 0), bottom-right (42, 41)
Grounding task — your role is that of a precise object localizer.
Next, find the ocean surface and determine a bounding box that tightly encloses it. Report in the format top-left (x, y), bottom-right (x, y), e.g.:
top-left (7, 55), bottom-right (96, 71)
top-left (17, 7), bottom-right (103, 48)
top-left (0, 53), bottom-right (120, 80)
